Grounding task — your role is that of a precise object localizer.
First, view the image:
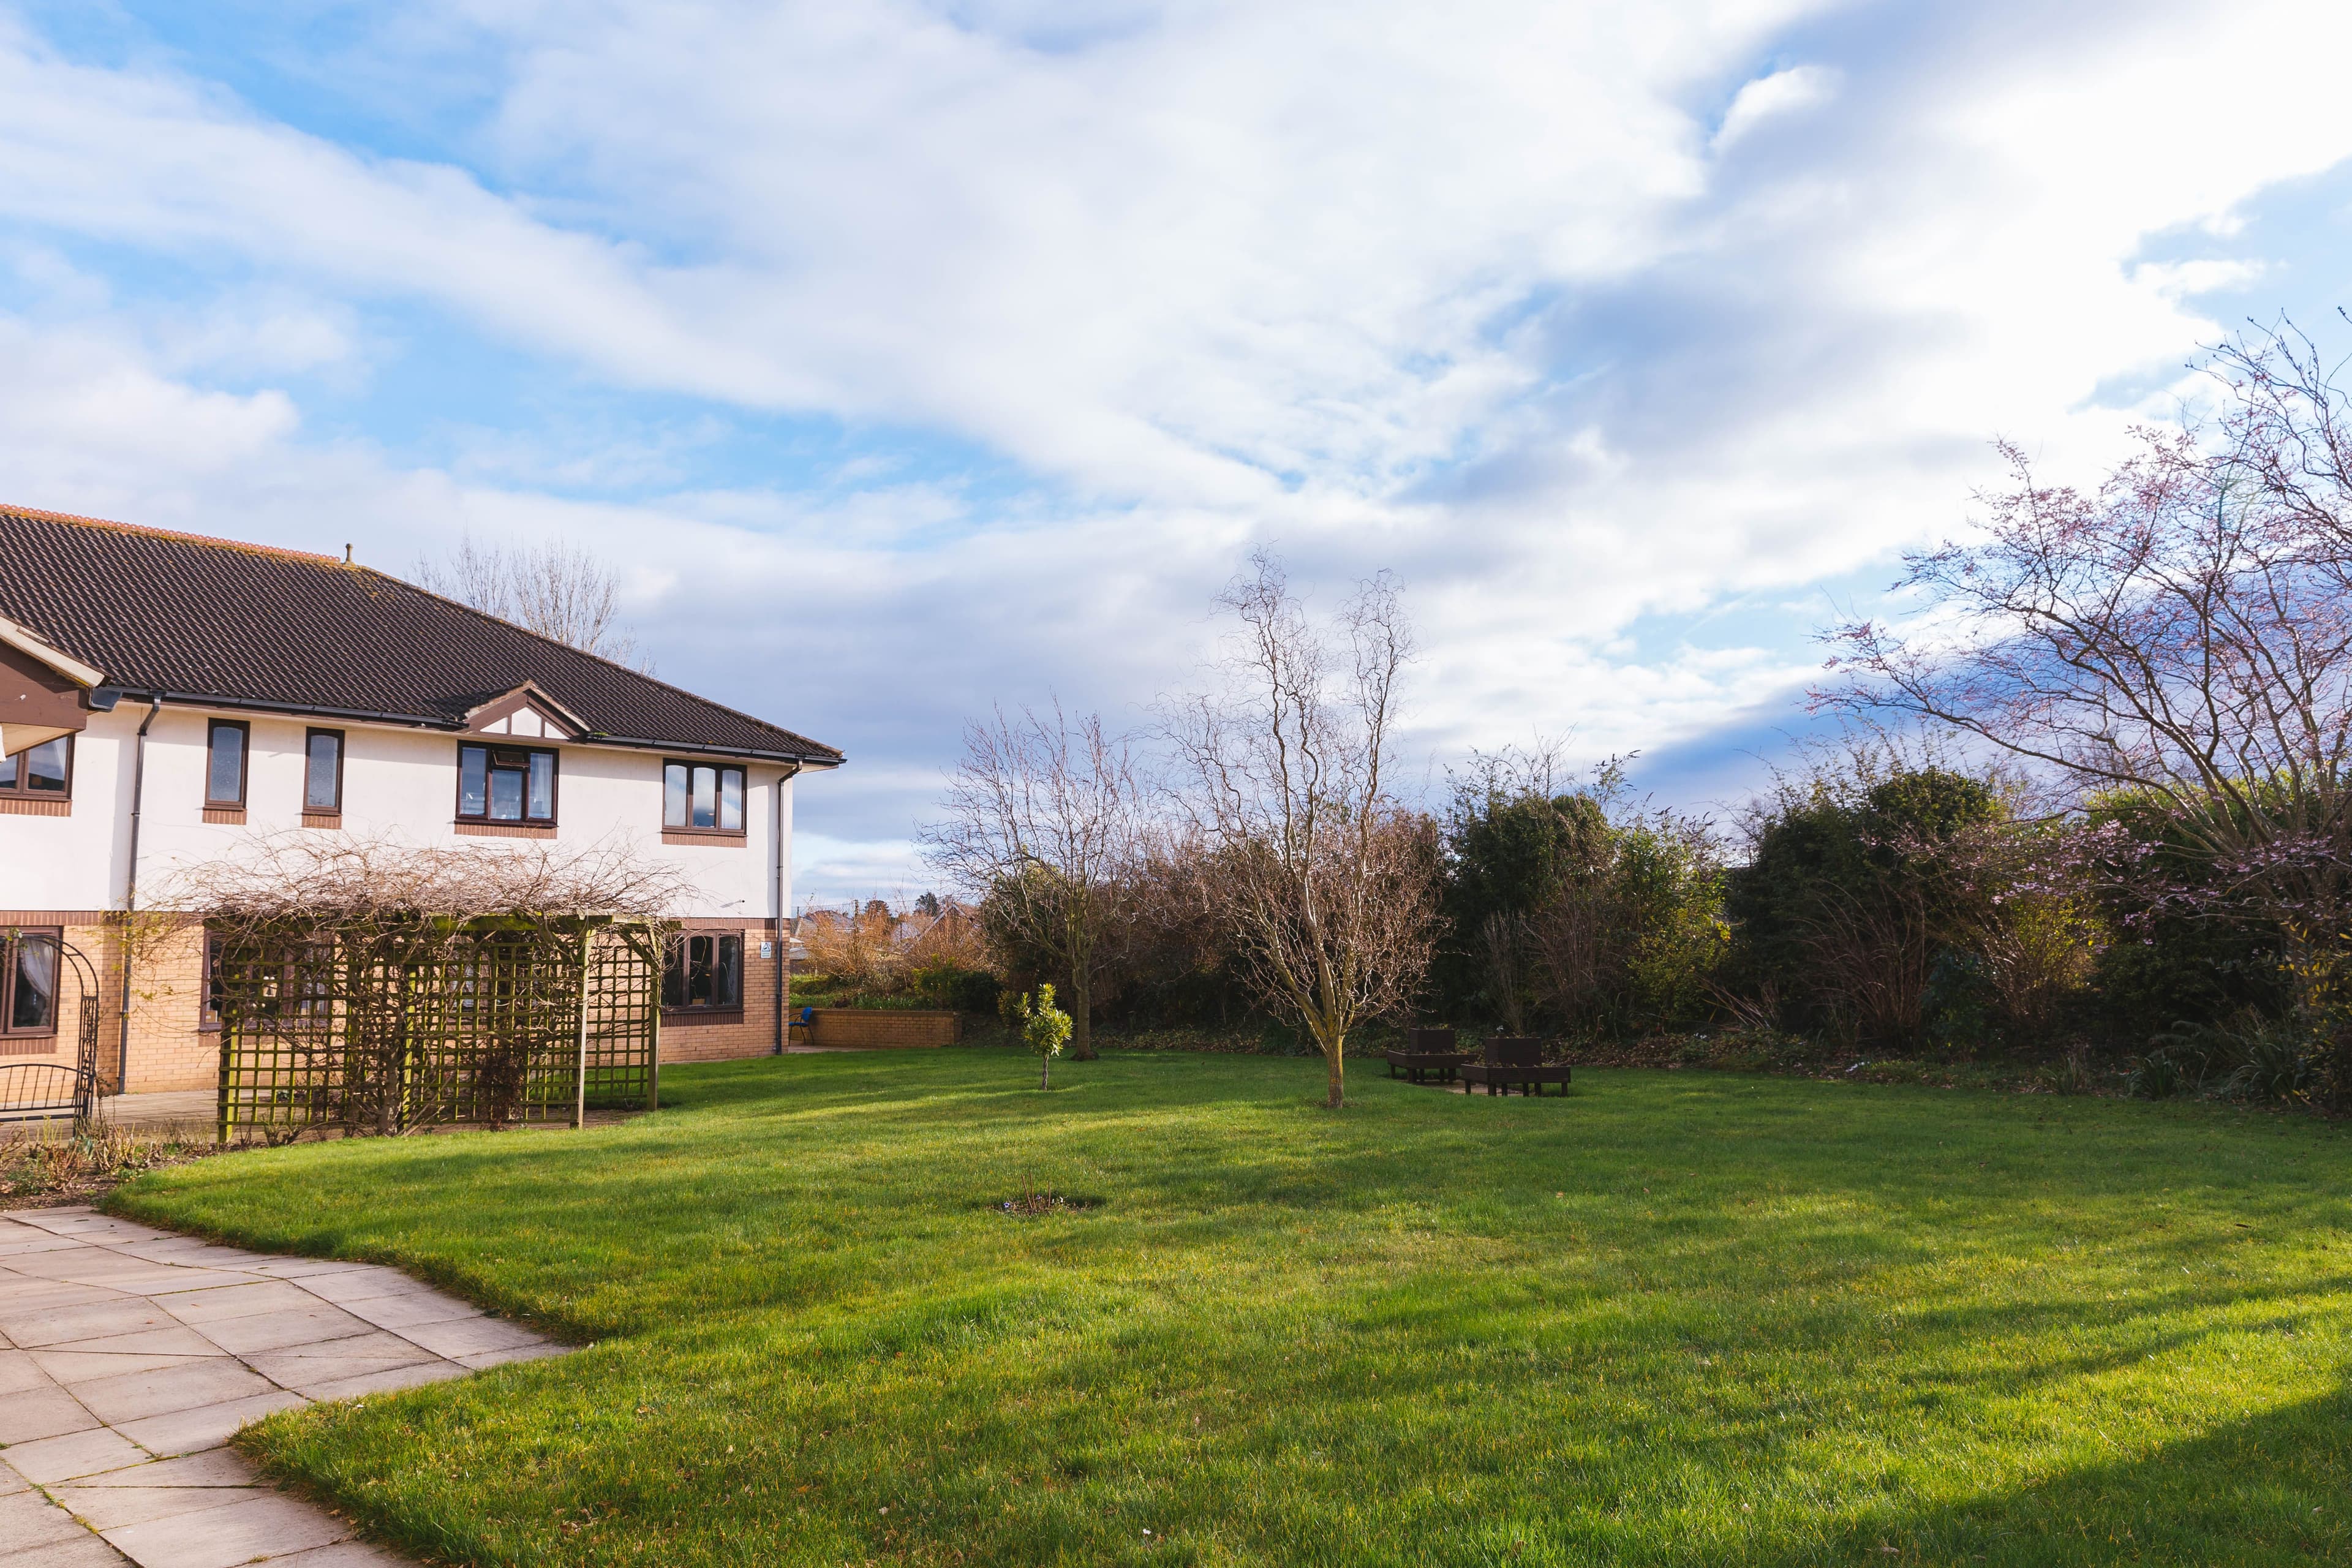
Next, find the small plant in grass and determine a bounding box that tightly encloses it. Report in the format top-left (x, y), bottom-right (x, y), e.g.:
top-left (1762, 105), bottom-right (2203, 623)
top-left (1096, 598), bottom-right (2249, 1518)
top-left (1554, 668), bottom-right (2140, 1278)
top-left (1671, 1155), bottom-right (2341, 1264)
top-left (1007, 984), bottom-right (1074, 1088)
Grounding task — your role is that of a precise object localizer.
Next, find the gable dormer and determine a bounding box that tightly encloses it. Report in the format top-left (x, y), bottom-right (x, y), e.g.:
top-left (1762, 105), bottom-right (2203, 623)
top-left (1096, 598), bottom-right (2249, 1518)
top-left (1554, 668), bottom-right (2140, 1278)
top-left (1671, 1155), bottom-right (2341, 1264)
top-left (0, 614), bottom-right (104, 760)
top-left (464, 682), bottom-right (587, 742)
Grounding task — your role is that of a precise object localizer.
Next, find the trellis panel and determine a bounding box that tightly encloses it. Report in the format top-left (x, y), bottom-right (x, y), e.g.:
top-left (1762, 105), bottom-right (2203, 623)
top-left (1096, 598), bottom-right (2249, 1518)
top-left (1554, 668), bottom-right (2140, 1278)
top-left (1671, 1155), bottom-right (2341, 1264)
top-left (216, 919), bottom-right (659, 1140)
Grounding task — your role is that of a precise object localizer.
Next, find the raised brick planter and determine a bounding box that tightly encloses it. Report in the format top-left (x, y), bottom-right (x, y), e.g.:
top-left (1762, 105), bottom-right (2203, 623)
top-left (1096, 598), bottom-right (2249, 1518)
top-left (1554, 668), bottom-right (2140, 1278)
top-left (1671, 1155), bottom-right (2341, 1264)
top-left (807, 1008), bottom-right (962, 1049)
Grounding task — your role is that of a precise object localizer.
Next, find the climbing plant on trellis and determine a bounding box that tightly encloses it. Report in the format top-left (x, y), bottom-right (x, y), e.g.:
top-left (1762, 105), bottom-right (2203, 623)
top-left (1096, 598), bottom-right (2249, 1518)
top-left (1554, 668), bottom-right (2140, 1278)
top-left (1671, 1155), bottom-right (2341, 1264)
top-left (214, 917), bottom-right (663, 1139)
top-left (166, 835), bottom-right (685, 1141)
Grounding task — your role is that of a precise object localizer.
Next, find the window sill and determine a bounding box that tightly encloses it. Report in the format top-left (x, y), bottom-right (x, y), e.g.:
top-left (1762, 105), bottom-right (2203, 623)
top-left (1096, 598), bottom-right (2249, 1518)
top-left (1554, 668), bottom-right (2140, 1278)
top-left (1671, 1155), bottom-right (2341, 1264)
top-left (661, 829), bottom-right (748, 846)
top-left (455, 820), bottom-right (557, 839)
top-left (0, 796), bottom-right (70, 816)
top-left (201, 806), bottom-right (246, 824)
top-left (0, 1033), bottom-right (62, 1056)
top-left (300, 811), bottom-right (343, 829)
top-left (662, 1006), bottom-right (747, 1026)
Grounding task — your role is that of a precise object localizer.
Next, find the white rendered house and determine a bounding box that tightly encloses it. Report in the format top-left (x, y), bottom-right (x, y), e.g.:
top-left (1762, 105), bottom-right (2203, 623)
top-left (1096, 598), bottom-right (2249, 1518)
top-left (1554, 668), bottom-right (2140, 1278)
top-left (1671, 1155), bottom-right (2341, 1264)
top-left (0, 505), bottom-right (842, 1094)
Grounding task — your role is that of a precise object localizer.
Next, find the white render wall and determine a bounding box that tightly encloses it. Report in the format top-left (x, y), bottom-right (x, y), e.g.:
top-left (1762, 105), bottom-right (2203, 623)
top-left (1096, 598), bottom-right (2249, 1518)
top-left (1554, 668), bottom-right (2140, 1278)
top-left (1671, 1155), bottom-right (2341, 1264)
top-left (0, 702), bottom-right (799, 919)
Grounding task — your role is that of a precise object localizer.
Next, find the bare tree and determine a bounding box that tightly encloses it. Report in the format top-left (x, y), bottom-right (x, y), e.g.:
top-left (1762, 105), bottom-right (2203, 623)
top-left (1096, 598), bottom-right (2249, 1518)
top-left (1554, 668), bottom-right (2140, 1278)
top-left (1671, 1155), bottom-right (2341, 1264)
top-left (1822, 431), bottom-right (2352, 916)
top-left (921, 703), bottom-right (1145, 1060)
top-left (1166, 551), bottom-right (1438, 1108)
top-left (1822, 326), bottom-right (2352, 1088)
top-left (416, 535), bottom-right (646, 668)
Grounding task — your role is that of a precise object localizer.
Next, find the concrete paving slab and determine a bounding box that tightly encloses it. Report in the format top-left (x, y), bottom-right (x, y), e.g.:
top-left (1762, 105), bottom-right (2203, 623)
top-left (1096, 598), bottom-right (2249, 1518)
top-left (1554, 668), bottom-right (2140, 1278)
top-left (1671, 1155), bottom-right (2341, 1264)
top-left (196, 1306), bottom-right (376, 1356)
top-left (285, 1272), bottom-right (429, 1306)
top-left (70, 1449), bottom-right (260, 1488)
top-left (0, 1382), bottom-right (100, 1442)
top-left (243, 1354), bottom-right (435, 1395)
top-left (56, 1327), bottom-right (225, 1359)
top-left (9, 1532), bottom-right (142, 1567)
top-left (236, 1259), bottom-right (375, 1280)
top-left (334, 1292), bottom-right (479, 1332)
top-left (70, 1359), bottom-right (279, 1425)
top-left (32, 1350), bottom-right (215, 1386)
top-left (153, 1281), bottom-right (319, 1325)
top-left (294, 1361), bottom-right (469, 1403)
top-left (53, 1482), bottom-right (269, 1531)
top-left (0, 1425), bottom-right (151, 1484)
top-left (102, 1490), bottom-right (352, 1568)
top-left (4, 1301), bottom-right (183, 1349)
top-left (111, 1391), bottom-right (309, 1457)
top-left (0, 1483), bottom-right (95, 1550)
top-left (0, 1283), bottom-right (131, 1317)
top-left (95, 1269), bottom-right (270, 1297)
top-left (388, 1314), bottom-right (541, 1359)
top-left (1, 1346), bottom-right (54, 1393)
top-left (243, 1330), bottom-right (437, 1371)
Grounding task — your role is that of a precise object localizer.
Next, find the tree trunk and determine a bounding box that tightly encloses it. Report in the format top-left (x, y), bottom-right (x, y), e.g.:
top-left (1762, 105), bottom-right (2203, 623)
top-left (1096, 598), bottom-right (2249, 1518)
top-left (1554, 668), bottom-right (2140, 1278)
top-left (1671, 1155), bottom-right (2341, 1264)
top-left (1068, 969), bottom-right (1097, 1060)
top-left (1041, 1053), bottom-right (1050, 1091)
top-left (1324, 1032), bottom-right (1345, 1109)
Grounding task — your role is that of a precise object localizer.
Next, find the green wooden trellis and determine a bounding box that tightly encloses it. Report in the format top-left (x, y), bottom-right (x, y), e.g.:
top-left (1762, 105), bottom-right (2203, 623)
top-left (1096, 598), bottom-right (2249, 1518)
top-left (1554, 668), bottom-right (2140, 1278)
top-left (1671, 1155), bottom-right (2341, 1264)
top-left (214, 916), bottom-right (663, 1140)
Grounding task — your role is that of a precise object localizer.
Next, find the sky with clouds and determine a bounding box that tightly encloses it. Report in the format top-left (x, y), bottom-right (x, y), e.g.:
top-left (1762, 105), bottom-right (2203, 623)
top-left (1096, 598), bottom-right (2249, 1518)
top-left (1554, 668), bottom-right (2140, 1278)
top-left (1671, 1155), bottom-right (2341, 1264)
top-left (5, 0), bottom-right (2352, 904)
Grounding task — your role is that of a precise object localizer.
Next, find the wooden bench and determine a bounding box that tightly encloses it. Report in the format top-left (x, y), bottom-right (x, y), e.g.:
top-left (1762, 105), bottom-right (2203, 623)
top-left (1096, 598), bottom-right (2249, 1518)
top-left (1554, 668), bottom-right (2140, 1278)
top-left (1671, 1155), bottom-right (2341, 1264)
top-left (1386, 1027), bottom-right (1471, 1084)
top-left (1460, 1036), bottom-right (1572, 1097)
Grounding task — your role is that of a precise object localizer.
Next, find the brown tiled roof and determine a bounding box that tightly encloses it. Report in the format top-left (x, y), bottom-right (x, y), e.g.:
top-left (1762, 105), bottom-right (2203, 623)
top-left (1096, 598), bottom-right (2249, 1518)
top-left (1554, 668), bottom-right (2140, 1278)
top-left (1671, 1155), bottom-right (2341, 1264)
top-left (0, 505), bottom-right (842, 765)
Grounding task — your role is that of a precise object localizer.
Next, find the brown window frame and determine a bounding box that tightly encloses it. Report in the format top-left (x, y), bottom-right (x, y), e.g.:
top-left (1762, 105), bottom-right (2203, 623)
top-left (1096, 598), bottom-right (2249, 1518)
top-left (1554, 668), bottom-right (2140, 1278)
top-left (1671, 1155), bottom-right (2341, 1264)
top-left (205, 718), bottom-right (251, 807)
top-left (662, 932), bottom-right (744, 1012)
top-left (303, 727), bottom-right (346, 815)
top-left (0, 734), bottom-right (74, 798)
top-left (1, 926), bottom-right (64, 1039)
top-left (661, 759), bottom-right (748, 839)
top-left (455, 741), bottom-right (559, 826)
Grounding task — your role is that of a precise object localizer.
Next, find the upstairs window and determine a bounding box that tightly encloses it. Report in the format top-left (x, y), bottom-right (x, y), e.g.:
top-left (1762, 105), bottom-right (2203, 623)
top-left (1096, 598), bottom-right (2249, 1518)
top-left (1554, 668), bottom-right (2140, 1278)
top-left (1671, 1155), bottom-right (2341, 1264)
top-left (458, 743), bottom-right (557, 824)
top-left (663, 933), bottom-right (742, 1011)
top-left (663, 761), bottom-right (745, 834)
top-left (305, 729), bottom-right (344, 813)
top-left (0, 736), bottom-right (71, 797)
top-left (1, 928), bottom-right (60, 1037)
top-left (206, 720), bottom-right (248, 807)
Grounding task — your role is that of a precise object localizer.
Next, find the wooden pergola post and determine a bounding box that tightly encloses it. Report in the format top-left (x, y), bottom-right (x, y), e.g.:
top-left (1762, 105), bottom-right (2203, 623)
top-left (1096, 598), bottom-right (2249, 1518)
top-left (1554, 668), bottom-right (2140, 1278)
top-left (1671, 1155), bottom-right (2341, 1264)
top-left (646, 926), bottom-right (662, 1113)
top-left (572, 923), bottom-right (591, 1130)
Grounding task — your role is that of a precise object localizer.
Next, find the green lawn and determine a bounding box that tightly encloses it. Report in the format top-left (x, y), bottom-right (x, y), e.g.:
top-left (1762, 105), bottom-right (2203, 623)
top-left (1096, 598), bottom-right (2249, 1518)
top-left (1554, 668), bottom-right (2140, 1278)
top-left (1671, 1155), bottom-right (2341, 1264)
top-left (110, 1052), bottom-right (2352, 1566)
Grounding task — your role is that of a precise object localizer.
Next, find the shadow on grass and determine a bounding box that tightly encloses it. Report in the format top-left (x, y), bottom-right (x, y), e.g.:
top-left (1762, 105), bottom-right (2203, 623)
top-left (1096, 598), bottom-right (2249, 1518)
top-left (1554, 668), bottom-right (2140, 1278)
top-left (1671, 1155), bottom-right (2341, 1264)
top-left (1727, 1383), bottom-right (2352, 1567)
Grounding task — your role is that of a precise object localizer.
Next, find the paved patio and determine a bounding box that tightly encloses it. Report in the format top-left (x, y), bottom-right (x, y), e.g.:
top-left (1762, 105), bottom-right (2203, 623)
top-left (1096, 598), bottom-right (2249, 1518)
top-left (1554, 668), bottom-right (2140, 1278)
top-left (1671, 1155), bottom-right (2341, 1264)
top-left (0, 1207), bottom-right (569, 1566)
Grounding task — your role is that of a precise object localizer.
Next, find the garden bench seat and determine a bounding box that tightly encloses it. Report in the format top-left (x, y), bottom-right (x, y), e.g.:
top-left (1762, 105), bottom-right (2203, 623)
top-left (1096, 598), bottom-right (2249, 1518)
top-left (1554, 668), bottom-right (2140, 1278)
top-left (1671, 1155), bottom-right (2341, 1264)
top-left (1386, 1027), bottom-right (1471, 1084)
top-left (1460, 1036), bottom-right (1571, 1097)
top-left (0, 1061), bottom-right (92, 1123)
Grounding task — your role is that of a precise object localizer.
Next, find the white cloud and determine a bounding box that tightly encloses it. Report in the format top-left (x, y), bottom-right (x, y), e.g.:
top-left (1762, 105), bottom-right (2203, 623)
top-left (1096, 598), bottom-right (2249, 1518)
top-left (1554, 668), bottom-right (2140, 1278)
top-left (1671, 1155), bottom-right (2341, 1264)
top-left (1712, 64), bottom-right (1840, 152)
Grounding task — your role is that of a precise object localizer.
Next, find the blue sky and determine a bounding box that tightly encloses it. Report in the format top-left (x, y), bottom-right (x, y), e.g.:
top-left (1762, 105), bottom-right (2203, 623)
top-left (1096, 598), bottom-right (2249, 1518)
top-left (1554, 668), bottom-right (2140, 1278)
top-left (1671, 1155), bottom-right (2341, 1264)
top-left (4, 0), bottom-right (2350, 902)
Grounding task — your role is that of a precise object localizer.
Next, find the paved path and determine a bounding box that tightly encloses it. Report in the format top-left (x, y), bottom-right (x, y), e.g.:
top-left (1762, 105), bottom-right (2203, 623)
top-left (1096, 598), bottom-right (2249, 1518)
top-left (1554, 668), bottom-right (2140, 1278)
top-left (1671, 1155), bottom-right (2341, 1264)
top-left (0, 1207), bottom-right (568, 1566)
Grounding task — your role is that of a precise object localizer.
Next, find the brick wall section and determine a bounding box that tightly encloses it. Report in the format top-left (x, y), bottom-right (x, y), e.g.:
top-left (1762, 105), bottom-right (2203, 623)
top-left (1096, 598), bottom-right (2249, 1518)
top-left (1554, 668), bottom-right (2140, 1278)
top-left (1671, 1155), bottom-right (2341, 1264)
top-left (121, 922), bottom-right (216, 1093)
top-left (808, 1009), bottom-right (961, 1049)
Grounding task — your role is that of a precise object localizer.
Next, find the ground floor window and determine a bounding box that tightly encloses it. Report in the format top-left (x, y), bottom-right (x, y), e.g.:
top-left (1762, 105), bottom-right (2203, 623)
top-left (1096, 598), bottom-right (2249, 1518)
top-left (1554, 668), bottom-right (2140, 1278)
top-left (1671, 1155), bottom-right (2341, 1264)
top-left (663, 933), bottom-right (742, 1010)
top-left (1, 927), bottom-right (61, 1036)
